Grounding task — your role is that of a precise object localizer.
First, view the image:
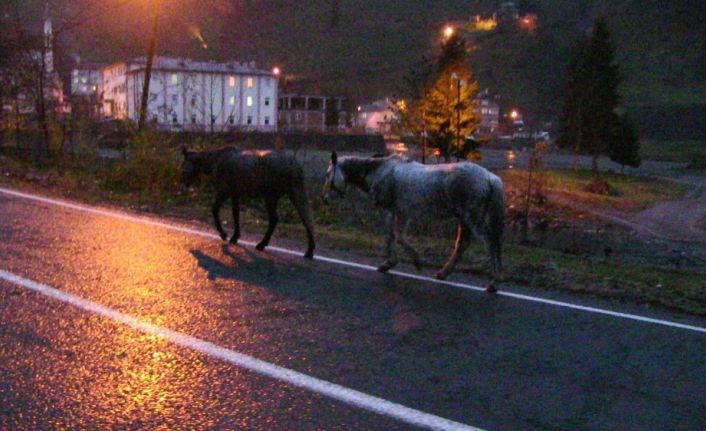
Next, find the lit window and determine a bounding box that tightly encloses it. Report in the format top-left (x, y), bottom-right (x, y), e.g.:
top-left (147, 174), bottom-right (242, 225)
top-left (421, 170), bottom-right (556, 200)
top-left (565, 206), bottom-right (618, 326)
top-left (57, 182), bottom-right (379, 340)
top-left (247, 96), bottom-right (253, 107)
top-left (229, 96), bottom-right (235, 106)
top-left (247, 77), bottom-right (254, 88)
top-left (171, 74), bottom-right (178, 84)
top-left (229, 76), bottom-right (236, 87)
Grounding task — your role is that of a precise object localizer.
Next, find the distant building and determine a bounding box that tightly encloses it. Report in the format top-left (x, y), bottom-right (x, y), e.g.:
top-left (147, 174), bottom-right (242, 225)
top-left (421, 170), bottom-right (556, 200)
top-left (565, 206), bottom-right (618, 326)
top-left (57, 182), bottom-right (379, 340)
top-left (474, 89), bottom-right (500, 137)
top-left (355, 98), bottom-right (398, 135)
top-left (70, 63), bottom-right (103, 118)
top-left (494, 2), bottom-right (520, 26)
top-left (99, 56), bottom-right (278, 132)
top-left (2, 4), bottom-right (66, 115)
top-left (278, 94), bottom-right (347, 132)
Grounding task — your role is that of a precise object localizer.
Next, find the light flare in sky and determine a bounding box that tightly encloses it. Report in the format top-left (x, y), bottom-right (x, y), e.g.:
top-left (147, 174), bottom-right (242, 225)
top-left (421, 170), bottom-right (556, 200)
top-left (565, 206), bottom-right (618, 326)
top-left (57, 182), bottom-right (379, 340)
top-left (188, 24), bottom-right (208, 49)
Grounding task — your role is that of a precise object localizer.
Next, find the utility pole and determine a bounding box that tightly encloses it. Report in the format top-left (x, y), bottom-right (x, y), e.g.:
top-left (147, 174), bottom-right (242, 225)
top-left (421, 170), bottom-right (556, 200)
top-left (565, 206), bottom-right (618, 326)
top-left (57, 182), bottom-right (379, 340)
top-left (138, 0), bottom-right (162, 132)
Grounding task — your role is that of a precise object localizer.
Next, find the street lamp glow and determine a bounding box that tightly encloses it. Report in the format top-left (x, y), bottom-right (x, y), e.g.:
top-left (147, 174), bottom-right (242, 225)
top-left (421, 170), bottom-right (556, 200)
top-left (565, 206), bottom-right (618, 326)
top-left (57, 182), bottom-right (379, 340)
top-left (510, 109), bottom-right (519, 120)
top-left (272, 66), bottom-right (281, 76)
top-left (443, 25), bottom-right (455, 39)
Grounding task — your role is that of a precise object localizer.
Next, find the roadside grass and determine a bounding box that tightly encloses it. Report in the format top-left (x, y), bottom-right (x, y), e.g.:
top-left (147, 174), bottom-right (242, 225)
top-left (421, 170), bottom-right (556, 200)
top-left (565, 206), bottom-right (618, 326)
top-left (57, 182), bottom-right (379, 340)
top-left (640, 139), bottom-right (706, 166)
top-left (499, 168), bottom-right (687, 213)
top-left (242, 215), bottom-right (706, 316)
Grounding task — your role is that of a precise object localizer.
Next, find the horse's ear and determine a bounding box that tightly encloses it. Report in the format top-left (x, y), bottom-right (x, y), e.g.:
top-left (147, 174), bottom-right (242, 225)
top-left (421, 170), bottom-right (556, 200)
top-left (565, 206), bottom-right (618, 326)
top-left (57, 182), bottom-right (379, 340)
top-left (331, 151), bottom-right (338, 165)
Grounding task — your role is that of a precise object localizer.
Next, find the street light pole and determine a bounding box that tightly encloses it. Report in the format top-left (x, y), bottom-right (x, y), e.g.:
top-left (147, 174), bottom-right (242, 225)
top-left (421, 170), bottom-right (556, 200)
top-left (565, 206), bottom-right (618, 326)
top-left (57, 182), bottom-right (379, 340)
top-left (452, 73), bottom-right (463, 160)
top-left (138, 0), bottom-right (163, 132)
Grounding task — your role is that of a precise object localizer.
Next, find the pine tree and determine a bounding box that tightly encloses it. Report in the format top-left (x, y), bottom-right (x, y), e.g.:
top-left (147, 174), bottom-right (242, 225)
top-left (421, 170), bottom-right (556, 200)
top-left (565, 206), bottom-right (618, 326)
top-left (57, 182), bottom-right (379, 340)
top-left (609, 114), bottom-right (641, 172)
top-left (558, 17), bottom-right (622, 172)
top-left (420, 67), bottom-right (479, 160)
top-left (415, 32), bottom-right (480, 161)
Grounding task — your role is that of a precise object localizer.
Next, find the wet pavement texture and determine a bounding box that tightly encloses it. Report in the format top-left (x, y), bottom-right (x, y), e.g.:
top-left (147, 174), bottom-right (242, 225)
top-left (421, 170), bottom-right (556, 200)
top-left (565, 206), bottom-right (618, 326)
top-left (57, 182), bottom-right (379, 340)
top-left (1, 191), bottom-right (705, 431)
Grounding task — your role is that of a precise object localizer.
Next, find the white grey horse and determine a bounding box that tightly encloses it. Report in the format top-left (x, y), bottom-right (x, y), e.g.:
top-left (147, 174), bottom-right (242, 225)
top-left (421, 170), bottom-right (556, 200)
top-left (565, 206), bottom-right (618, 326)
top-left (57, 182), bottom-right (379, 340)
top-left (322, 152), bottom-right (504, 290)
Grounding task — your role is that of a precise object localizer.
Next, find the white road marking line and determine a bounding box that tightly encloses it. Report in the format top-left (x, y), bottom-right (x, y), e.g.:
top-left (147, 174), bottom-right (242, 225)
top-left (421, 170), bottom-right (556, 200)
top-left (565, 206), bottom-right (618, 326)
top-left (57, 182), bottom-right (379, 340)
top-left (0, 269), bottom-right (485, 431)
top-left (1, 186), bottom-right (705, 335)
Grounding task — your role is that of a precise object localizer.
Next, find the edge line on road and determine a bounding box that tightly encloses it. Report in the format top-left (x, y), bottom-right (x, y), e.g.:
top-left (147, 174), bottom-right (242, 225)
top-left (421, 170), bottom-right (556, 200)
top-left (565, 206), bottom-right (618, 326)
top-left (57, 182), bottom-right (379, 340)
top-left (1, 186), bottom-right (704, 335)
top-left (0, 269), bottom-right (485, 431)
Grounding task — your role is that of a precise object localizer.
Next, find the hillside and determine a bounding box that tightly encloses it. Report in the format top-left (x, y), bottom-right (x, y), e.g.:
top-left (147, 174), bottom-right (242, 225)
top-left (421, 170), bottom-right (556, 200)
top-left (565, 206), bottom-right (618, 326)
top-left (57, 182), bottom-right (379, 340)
top-left (7, 0), bottom-right (706, 134)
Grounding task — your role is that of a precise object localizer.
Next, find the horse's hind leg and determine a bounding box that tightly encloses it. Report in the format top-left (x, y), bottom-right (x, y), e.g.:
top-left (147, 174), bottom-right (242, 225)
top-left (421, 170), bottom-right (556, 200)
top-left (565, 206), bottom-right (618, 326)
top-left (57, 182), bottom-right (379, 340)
top-left (436, 223), bottom-right (471, 280)
top-left (229, 194), bottom-right (240, 244)
top-left (212, 191), bottom-right (229, 241)
top-left (289, 192), bottom-right (315, 259)
top-left (256, 197), bottom-right (279, 251)
top-left (396, 217), bottom-right (422, 270)
top-left (378, 213), bottom-right (398, 272)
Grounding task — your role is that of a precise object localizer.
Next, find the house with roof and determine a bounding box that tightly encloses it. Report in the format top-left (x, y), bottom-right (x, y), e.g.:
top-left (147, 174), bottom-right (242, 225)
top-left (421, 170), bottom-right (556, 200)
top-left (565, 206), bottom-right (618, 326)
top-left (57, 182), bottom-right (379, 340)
top-left (354, 98), bottom-right (398, 135)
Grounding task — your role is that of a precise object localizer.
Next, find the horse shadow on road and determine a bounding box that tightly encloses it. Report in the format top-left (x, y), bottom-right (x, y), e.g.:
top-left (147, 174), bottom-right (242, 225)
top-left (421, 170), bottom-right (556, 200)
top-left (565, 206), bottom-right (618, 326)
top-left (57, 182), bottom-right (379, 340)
top-left (189, 244), bottom-right (501, 339)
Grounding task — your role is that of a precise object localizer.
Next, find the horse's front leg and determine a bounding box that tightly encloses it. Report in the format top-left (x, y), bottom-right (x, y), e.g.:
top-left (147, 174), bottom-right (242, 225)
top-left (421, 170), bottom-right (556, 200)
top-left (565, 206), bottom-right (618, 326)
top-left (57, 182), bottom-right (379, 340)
top-left (395, 216), bottom-right (422, 270)
top-left (256, 197), bottom-right (279, 251)
top-left (378, 213), bottom-right (398, 272)
top-left (289, 191), bottom-right (315, 259)
top-left (211, 192), bottom-right (229, 241)
top-left (229, 194), bottom-right (240, 244)
top-left (436, 222), bottom-right (471, 280)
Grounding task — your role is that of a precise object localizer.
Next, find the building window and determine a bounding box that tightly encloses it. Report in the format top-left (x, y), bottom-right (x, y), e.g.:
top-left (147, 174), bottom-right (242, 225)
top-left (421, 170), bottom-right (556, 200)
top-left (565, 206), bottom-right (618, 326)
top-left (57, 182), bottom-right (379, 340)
top-left (229, 96), bottom-right (235, 106)
top-left (265, 97), bottom-right (270, 106)
top-left (229, 75), bottom-right (236, 87)
top-left (172, 94), bottom-right (178, 104)
top-left (246, 96), bottom-right (253, 107)
top-left (191, 114), bottom-right (196, 124)
top-left (247, 77), bottom-right (254, 88)
top-left (172, 115), bottom-right (178, 124)
top-left (264, 116), bottom-right (270, 125)
top-left (247, 116), bottom-right (252, 125)
top-left (228, 115), bottom-right (234, 124)
top-left (295, 112), bottom-right (301, 120)
top-left (211, 115), bottom-right (216, 125)
top-left (191, 97), bottom-right (197, 107)
top-left (171, 74), bottom-right (178, 85)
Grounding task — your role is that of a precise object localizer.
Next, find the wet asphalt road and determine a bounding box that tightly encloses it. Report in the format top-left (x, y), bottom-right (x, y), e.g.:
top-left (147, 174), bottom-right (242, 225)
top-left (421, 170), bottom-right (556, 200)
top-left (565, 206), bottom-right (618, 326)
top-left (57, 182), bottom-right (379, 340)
top-left (1, 189), bottom-right (705, 431)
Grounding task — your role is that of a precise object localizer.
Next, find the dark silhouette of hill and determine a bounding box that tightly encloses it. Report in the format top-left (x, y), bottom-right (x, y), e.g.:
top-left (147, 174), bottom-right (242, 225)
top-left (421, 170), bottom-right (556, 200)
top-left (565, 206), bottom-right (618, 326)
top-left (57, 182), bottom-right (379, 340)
top-left (8, 0), bottom-right (706, 135)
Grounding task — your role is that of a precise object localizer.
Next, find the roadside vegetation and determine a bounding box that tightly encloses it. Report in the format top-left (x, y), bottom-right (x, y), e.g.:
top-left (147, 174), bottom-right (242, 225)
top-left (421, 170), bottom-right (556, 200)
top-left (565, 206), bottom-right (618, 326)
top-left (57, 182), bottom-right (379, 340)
top-left (1, 131), bottom-right (704, 316)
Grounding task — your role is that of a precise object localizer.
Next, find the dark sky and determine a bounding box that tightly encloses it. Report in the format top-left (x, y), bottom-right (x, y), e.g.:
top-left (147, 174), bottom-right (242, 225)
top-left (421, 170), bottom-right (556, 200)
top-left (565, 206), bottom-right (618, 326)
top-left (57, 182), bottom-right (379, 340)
top-left (4, 0), bottom-right (705, 105)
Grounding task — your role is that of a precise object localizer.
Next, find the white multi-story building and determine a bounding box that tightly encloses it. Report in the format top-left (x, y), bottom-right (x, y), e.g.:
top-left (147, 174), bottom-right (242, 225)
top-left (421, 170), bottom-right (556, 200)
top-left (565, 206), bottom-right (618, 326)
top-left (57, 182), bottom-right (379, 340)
top-left (101, 56), bottom-right (278, 132)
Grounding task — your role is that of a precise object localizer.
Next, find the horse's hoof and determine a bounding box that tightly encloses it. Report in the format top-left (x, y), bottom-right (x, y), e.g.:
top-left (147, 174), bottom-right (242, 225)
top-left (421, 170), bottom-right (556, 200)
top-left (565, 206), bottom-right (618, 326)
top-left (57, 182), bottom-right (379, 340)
top-left (304, 251), bottom-right (314, 259)
top-left (255, 242), bottom-right (266, 251)
top-left (229, 236), bottom-right (239, 245)
top-left (485, 282), bottom-right (498, 293)
top-left (219, 232), bottom-right (228, 241)
top-left (434, 271), bottom-right (447, 280)
top-left (377, 264), bottom-right (391, 273)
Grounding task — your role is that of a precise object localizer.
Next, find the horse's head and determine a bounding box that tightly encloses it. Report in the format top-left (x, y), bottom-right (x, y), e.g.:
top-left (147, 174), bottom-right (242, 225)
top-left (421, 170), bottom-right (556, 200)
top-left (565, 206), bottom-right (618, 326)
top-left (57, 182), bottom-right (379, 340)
top-left (322, 151), bottom-right (346, 204)
top-left (179, 147), bottom-right (202, 191)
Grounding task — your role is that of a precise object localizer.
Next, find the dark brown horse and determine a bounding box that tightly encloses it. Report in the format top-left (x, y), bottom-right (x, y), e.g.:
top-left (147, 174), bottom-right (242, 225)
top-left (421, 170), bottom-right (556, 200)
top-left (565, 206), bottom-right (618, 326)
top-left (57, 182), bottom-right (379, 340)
top-left (180, 146), bottom-right (315, 259)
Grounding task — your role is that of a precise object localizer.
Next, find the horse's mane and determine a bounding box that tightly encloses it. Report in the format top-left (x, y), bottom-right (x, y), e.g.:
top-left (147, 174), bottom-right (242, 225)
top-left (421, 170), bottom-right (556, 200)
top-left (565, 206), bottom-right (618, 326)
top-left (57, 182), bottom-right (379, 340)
top-left (339, 155), bottom-right (404, 192)
top-left (187, 146), bottom-right (240, 171)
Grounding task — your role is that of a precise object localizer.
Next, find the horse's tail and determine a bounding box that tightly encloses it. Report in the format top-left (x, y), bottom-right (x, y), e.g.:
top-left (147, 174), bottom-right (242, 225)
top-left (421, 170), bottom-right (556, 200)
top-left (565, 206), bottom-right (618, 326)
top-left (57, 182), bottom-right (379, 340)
top-left (486, 177), bottom-right (505, 277)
